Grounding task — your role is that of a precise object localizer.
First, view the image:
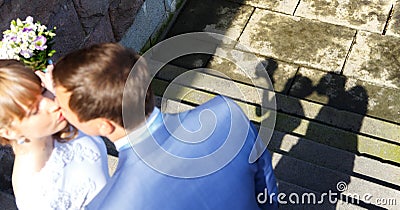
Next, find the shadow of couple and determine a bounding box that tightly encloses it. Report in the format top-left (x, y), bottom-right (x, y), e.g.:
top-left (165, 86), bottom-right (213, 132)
top-left (256, 58), bottom-right (369, 209)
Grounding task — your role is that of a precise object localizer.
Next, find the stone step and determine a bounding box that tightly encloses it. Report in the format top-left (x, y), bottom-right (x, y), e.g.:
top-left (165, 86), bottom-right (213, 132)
top-left (161, 98), bottom-right (400, 209)
top-left (158, 63), bottom-right (400, 144)
top-left (272, 152), bottom-right (399, 210)
top-left (163, 99), bottom-right (400, 188)
top-left (268, 130), bottom-right (400, 188)
top-left (276, 179), bottom-right (367, 210)
top-left (152, 73), bottom-right (400, 164)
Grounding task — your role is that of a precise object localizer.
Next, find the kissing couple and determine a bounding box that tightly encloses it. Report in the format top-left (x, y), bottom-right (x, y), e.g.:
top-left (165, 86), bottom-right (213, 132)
top-left (0, 43), bottom-right (278, 210)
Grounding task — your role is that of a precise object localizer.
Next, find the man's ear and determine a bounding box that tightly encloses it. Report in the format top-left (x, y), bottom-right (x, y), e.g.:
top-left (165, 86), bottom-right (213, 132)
top-left (97, 119), bottom-right (116, 136)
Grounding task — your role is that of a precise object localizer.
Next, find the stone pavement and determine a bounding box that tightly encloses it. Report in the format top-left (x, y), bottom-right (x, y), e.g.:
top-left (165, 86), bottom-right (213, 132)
top-left (152, 0), bottom-right (400, 209)
top-left (0, 191), bottom-right (17, 210)
top-left (2, 0), bottom-right (399, 209)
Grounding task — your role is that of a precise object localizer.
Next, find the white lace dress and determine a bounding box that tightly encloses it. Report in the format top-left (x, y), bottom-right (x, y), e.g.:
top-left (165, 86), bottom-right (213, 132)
top-left (14, 132), bottom-right (110, 210)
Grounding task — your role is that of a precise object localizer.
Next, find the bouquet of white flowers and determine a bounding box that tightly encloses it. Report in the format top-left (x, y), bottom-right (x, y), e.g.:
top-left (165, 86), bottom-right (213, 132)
top-left (0, 16), bottom-right (56, 72)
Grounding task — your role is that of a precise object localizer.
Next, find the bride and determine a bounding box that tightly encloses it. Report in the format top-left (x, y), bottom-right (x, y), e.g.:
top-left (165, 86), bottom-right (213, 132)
top-left (0, 60), bottom-right (110, 209)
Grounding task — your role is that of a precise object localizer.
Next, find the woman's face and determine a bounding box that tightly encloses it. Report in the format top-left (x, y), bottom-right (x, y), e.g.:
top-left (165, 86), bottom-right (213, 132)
top-left (12, 89), bottom-right (67, 140)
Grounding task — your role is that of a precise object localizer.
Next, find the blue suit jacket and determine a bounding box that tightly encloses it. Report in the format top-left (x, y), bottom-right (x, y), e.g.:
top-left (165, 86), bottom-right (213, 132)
top-left (87, 95), bottom-right (278, 209)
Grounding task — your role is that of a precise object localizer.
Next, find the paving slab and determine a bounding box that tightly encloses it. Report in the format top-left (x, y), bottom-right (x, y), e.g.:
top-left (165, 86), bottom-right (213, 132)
top-left (205, 49), bottom-right (299, 94)
top-left (238, 9), bottom-right (356, 73)
top-left (387, 0), bottom-right (400, 36)
top-left (227, 0), bottom-right (299, 14)
top-left (343, 31), bottom-right (400, 89)
top-left (166, 0), bottom-right (253, 40)
top-left (165, 0), bottom-right (253, 69)
top-left (159, 48), bottom-right (299, 94)
top-left (356, 80), bottom-right (400, 124)
top-left (290, 67), bottom-right (400, 124)
top-left (295, 0), bottom-right (394, 33)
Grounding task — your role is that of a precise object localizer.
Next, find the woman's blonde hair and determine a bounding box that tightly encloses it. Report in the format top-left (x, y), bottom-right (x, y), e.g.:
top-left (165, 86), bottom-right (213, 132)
top-left (0, 59), bottom-right (77, 145)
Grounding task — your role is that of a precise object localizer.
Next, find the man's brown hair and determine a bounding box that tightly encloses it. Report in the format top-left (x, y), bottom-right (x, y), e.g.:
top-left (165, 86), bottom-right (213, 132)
top-left (53, 43), bottom-right (154, 129)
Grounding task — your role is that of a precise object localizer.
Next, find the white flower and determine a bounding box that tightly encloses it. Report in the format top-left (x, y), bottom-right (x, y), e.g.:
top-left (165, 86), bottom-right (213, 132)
top-left (29, 44), bottom-right (35, 51)
top-left (37, 24), bottom-right (47, 33)
top-left (20, 50), bottom-right (32, 58)
top-left (9, 24), bottom-right (17, 33)
top-left (0, 47), bottom-right (9, 59)
top-left (20, 42), bottom-right (28, 51)
top-left (13, 47), bottom-right (21, 55)
top-left (16, 18), bottom-right (23, 27)
top-left (25, 16), bottom-right (33, 23)
top-left (27, 31), bottom-right (36, 39)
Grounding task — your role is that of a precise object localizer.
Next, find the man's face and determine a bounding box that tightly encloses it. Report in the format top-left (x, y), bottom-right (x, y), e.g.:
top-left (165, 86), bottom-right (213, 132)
top-left (54, 86), bottom-right (100, 136)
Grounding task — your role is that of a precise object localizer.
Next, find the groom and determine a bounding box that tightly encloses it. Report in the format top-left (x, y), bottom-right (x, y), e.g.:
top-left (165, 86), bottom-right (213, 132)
top-left (52, 43), bottom-right (278, 209)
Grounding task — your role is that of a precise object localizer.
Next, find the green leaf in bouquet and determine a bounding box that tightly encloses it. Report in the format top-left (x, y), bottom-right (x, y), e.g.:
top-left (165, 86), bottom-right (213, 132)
top-left (48, 50), bottom-right (56, 57)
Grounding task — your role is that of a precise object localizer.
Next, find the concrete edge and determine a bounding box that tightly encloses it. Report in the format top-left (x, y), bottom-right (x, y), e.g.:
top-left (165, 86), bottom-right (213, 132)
top-left (118, 0), bottom-right (187, 52)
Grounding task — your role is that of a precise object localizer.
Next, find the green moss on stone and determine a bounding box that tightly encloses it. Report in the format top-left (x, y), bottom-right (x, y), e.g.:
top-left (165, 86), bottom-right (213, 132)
top-left (308, 0), bottom-right (388, 26)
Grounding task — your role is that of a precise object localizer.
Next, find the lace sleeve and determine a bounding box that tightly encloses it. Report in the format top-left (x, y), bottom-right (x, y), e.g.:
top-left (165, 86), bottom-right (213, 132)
top-left (16, 133), bottom-right (109, 210)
